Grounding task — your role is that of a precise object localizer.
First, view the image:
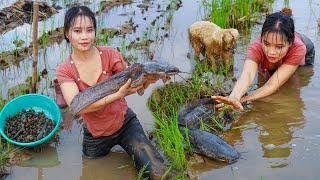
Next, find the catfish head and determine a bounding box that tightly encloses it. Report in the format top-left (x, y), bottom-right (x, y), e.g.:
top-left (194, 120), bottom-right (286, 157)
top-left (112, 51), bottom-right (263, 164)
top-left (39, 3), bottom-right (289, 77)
top-left (128, 62), bottom-right (180, 96)
top-left (142, 61), bottom-right (180, 83)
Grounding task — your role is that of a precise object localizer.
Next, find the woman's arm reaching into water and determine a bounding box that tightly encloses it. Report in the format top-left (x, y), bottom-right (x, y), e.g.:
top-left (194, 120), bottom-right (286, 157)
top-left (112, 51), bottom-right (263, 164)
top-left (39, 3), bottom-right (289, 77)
top-left (241, 63), bottom-right (298, 102)
top-left (212, 61), bottom-right (298, 111)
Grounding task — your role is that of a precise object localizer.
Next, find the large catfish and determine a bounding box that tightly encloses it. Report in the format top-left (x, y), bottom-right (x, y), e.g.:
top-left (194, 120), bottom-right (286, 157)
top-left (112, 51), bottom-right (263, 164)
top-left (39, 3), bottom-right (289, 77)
top-left (181, 128), bottom-right (239, 163)
top-left (178, 98), bottom-right (239, 163)
top-left (178, 98), bottom-right (215, 128)
top-left (69, 61), bottom-right (180, 115)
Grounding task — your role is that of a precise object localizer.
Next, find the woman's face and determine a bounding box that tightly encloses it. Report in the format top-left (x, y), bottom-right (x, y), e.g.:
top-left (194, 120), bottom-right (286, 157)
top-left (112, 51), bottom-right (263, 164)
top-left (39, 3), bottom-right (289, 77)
top-left (66, 16), bottom-right (95, 52)
top-left (262, 32), bottom-right (290, 64)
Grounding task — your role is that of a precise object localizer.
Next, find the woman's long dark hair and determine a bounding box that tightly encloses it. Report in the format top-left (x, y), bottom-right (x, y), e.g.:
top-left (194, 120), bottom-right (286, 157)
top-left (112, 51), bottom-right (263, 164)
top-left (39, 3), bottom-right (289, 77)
top-left (261, 7), bottom-right (295, 45)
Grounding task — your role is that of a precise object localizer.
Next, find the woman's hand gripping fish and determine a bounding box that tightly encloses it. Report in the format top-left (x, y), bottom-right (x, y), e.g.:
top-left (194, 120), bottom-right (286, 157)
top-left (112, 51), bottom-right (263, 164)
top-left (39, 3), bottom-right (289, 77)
top-left (62, 61), bottom-right (180, 130)
top-left (178, 98), bottom-right (240, 163)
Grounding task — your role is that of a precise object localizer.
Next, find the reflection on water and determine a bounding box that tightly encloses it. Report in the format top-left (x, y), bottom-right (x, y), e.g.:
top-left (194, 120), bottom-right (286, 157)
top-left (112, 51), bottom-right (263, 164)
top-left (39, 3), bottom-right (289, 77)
top-left (11, 145), bottom-right (61, 180)
top-left (80, 150), bottom-right (137, 180)
top-left (19, 146), bottom-right (61, 168)
top-left (247, 66), bottom-right (314, 167)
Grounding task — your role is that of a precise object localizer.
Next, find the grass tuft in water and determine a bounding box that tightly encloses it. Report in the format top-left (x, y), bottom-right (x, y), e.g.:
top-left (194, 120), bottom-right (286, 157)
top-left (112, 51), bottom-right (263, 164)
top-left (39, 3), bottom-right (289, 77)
top-left (0, 136), bottom-right (20, 179)
top-left (147, 59), bottom-right (237, 177)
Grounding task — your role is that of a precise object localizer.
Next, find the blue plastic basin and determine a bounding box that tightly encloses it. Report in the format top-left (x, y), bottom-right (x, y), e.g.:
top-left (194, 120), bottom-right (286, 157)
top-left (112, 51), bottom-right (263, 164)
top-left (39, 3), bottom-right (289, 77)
top-left (0, 94), bottom-right (61, 147)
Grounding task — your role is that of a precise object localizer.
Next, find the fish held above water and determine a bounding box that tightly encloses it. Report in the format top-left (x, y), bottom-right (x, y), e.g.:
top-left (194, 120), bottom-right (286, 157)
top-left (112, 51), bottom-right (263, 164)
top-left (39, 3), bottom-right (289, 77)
top-left (68, 61), bottom-right (180, 115)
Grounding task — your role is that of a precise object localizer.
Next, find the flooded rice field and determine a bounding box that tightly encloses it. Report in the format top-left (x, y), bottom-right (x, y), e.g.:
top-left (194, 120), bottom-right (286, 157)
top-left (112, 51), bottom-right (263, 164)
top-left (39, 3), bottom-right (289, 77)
top-left (1, 0), bottom-right (320, 179)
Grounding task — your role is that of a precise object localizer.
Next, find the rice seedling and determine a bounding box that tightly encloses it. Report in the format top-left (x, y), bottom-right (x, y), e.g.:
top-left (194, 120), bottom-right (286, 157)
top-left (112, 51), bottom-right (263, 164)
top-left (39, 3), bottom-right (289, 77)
top-left (135, 162), bottom-right (149, 180)
top-left (168, 0), bottom-right (181, 11)
top-left (84, 0), bottom-right (93, 5)
top-left (0, 92), bottom-right (6, 110)
top-left (146, 27), bottom-right (153, 40)
top-left (39, 31), bottom-right (49, 49)
top-left (119, 36), bottom-right (127, 56)
top-left (8, 83), bottom-right (30, 99)
top-left (103, 30), bottom-right (109, 45)
top-left (217, 59), bottom-right (233, 76)
top-left (160, 165), bottom-right (172, 180)
top-left (101, 30), bottom-right (116, 46)
top-left (201, 0), bottom-right (274, 30)
top-left (12, 30), bottom-right (24, 58)
top-left (148, 94), bottom-right (189, 170)
top-left (155, 22), bottom-right (161, 39)
top-left (231, 124), bottom-right (248, 130)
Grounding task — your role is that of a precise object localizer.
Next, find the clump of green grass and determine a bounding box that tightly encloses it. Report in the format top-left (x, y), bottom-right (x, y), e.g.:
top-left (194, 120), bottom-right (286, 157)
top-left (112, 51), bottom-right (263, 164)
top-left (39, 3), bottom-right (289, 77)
top-left (37, 27), bottom-right (64, 49)
top-left (150, 107), bottom-right (189, 170)
top-left (147, 58), bottom-right (238, 178)
top-left (0, 136), bottom-right (20, 179)
top-left (95, 27), bottom-right (118, 46)
top-left (202, 0), bottom-right (274, 29)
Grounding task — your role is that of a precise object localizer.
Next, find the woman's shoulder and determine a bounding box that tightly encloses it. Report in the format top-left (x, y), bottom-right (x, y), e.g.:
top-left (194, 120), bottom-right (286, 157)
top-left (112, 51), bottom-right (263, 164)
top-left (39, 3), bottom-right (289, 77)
top-left (56, 56), bottom-right (72, 73)
top-left (287, 32), bottom-right (306, 54)
top-left (282, 32), bottom-right (306, 65)
top-left (97, 46), bottom-right (123, 63)
top-left (292, 32), bottom-right (306, 48)
top-left (248, 36), bottom-right (263, 50)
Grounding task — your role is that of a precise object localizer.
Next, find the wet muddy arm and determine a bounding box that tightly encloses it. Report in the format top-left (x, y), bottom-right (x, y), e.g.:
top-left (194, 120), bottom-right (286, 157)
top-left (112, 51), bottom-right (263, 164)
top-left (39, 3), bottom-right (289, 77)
top-left (60, 82), bottom-right (121, 114)
top-left (229, 60), bottom-right (258, 101)
top-left (77, 93), bottom-right (122, 114)
top-left (60, 82), bottom-right (80, 107)
top-left (242, 64), bottom-right (298, 102)
top-left (77, 79), bottom-right (136, 114)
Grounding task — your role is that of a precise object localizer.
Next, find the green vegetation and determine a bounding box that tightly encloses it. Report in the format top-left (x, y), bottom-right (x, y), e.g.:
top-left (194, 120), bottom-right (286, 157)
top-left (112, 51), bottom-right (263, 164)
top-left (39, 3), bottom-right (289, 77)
top-left (0, 136), bottom-right (20, 179)
top-left (135, 163), bottom-right (149, 180)
top-left (202, 0), bottom-right (273, 29)
top-left (147, 58), bottom-right (238, 177)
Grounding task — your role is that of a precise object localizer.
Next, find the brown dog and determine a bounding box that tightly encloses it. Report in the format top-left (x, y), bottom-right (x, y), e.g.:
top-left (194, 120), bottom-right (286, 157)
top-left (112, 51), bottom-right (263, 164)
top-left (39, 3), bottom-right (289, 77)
top-left (188, 21), bottom-right (239, 70)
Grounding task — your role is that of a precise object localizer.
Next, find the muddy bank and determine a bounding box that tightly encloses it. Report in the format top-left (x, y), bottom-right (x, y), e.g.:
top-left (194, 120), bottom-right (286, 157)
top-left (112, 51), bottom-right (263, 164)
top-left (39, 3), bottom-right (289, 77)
top-left (0, 0), bottom-right (61, 33)
top-left (99, 0), bottom-right (133, 13)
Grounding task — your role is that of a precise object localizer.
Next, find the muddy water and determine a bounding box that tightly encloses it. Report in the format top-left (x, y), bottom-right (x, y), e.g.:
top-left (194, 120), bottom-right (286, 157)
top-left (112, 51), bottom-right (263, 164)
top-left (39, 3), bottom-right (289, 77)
top-left (2, 0), bottom-right (320, 179)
